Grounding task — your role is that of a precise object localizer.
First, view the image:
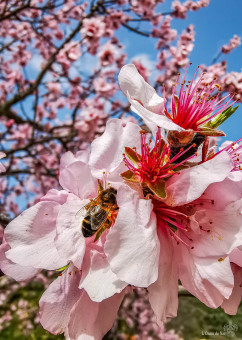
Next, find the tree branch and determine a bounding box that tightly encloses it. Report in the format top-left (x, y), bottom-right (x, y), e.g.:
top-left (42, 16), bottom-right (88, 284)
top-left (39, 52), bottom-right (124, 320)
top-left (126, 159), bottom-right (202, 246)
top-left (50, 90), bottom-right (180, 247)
top-left (0, 0), bottom-right (30, 22)
top-left (0, 0), bottom-right (104, 117)
top-left (122, 22), bottom-right (150, 37)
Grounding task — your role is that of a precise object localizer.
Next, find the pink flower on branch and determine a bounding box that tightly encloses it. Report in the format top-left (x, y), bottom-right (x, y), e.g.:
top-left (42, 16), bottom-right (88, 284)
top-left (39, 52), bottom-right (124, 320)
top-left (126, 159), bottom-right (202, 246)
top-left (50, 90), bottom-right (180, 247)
top-left (221, 35), bottom-right (241, 54)
top-left (122, 128), bottom-right (198, 196)
top-left (222, 71), bottom-right (242, 102)
top-left (172, 0), bottom-right (210, 19)
top-left (162, 66), bottom-right (233, 132)
top-left (119, 63), bottom-right (236, 139)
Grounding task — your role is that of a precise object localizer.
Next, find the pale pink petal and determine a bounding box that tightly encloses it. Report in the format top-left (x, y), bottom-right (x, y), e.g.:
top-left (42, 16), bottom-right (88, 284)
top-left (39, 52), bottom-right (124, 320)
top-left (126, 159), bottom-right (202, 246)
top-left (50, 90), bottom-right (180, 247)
top-left (67, 290), bottom-right (126, 340)
top-left (60, 150), bottom-right (90, 171)
top-left (222, 264), bottom-right (242, 315)
top-left (190, 199), bottom-right (242, 258)
top-left (79, 248), bottom-right (127, 302)
top-left (0, 238), bottom-right (39, 281)
top-left (89, 119), bottom-right (141, 180)
top-left (41, 189), bottom-right (69, 205)
top-left (60, 151), bottom-right (79, 170)
top-left (228, 171), bottom-right (242, 182)
top-left (118, 64), bottom-right (164, 113)
top-left (104, 184), bottom-right (160, 287)
top-left (39, 264), bottom-right (82, 335)
top-left (59, 160), bottom-right (97, 199)
top-left (201, 176), bottom-right (242, 210)
top-left (165, 151), bottom-right (233, 206)
top-left (179, 245), bottom-right (234, 308)
top-left (55, 196), bottom-right (88, 269)
top-left (230, 248), bottom-right (242, 267)
top-left (5, 201), bottom-right (67, 270)
top-left (128, 92), bottom-right (182, 132)
top-left (118, 64), bottom-right (182, 132)
top-left (148, 228), bottom-right (178, 323)
top-left (75, 150), bottom-right (90, 164)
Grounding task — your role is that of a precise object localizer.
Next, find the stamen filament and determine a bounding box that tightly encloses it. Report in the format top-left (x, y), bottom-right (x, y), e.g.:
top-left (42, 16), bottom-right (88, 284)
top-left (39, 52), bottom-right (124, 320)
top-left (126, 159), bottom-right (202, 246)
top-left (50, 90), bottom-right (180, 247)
top-left (163, 64), bottom-right (236, 131)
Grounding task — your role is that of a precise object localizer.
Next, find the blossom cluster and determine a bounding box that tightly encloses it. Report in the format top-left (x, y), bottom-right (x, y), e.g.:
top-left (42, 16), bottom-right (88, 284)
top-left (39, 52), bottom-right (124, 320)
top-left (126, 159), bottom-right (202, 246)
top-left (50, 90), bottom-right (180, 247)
top-left (0, 0), bottom-right (241, 224)
top-left (0, 63), bottom-right (242, 339)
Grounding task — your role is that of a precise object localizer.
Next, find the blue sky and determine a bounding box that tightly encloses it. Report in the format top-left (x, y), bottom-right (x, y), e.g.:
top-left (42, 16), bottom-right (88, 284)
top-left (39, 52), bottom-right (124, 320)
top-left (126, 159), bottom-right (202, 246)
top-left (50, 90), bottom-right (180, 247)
top-left (116, 0), bottom-right (242, 142)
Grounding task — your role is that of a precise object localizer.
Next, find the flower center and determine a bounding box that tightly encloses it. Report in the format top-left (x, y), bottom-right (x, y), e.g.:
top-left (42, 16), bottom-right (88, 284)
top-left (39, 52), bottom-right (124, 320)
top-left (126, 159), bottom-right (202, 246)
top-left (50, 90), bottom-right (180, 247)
top-left (153, 197), bottom-right (218, 249)
top-left (123, 128), bottom-right (197, 184)
top-left (153, 200), bottom-right (194, 249)
top-left (163, 64), bottom-right (234, 131)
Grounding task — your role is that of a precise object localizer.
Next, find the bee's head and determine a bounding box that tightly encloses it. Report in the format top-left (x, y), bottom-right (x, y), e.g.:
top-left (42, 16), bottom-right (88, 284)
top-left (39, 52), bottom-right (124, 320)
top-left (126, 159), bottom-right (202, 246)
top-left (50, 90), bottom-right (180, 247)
top-left (101, 187), bottom-right (117, 205)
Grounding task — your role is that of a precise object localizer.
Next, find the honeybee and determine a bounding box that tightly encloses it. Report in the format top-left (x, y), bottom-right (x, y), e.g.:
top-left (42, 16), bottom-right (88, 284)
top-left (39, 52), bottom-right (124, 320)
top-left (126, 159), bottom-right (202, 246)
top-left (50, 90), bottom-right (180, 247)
top-left (76, 184), bottom-right (118, 238)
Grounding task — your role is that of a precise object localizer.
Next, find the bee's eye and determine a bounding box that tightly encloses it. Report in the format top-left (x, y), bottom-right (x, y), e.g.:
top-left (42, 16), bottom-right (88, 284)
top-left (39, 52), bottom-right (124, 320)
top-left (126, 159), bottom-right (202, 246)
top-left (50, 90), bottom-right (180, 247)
top-left (102, 193), bottom-right (109, 201)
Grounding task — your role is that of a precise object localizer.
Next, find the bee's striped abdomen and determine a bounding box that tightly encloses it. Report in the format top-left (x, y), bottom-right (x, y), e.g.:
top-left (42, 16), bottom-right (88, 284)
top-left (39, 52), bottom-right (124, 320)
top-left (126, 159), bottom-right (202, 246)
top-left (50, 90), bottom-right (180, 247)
top-left (82, 215), bottom-right (95, 237)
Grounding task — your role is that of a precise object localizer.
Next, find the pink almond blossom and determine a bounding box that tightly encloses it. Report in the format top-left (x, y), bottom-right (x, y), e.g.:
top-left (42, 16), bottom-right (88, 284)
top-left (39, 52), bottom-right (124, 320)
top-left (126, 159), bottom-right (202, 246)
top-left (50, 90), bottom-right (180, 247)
top-left (121, 126), bottom-right (234, 205)
top-left (221, 35), bottom-right (241, 54)
top-left (118, 63), bottom-right (236, 138)
top-left (89, 119), bottom-right (242, 322)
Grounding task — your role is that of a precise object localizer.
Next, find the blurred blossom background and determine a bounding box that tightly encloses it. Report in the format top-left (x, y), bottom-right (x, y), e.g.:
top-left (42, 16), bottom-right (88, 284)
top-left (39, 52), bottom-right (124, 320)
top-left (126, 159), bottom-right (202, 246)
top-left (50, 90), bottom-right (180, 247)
top-left (0, 0), bottom-right (241, 339)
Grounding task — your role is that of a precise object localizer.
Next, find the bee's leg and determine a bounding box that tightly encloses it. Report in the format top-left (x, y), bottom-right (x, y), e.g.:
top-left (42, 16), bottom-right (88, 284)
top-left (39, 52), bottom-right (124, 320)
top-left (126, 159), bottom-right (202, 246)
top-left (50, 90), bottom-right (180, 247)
top-left (107, 210), bottom-right (118, 226)
top-left (112, 203), bottom-right (119, 211)
top-left (84, 199), bottom-right (94, 210)
top-left (103, 218), bottom-right (112, 229)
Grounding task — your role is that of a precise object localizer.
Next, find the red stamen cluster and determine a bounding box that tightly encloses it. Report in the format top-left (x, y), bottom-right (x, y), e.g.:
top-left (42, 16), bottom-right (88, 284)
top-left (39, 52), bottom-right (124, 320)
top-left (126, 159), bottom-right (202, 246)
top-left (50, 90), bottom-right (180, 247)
top-left (123, 128), bottom-right (196, 183)
top-left (154, 196), bottom-right (218, 249)
top-left (163, 64), bottom-right (235, 130)
top-left (153, 200), bottom-right (193, 248)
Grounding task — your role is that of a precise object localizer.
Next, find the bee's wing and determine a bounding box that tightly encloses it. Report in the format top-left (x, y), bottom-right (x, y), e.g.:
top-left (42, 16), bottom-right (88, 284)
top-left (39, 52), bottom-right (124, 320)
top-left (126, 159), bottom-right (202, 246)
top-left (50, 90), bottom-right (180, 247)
top-left (89, 205), bottom-right (112, 231)
top-left (75, 206), bottom-right (86, 218)
top-left (75, 199), bottom-right (97, 219)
